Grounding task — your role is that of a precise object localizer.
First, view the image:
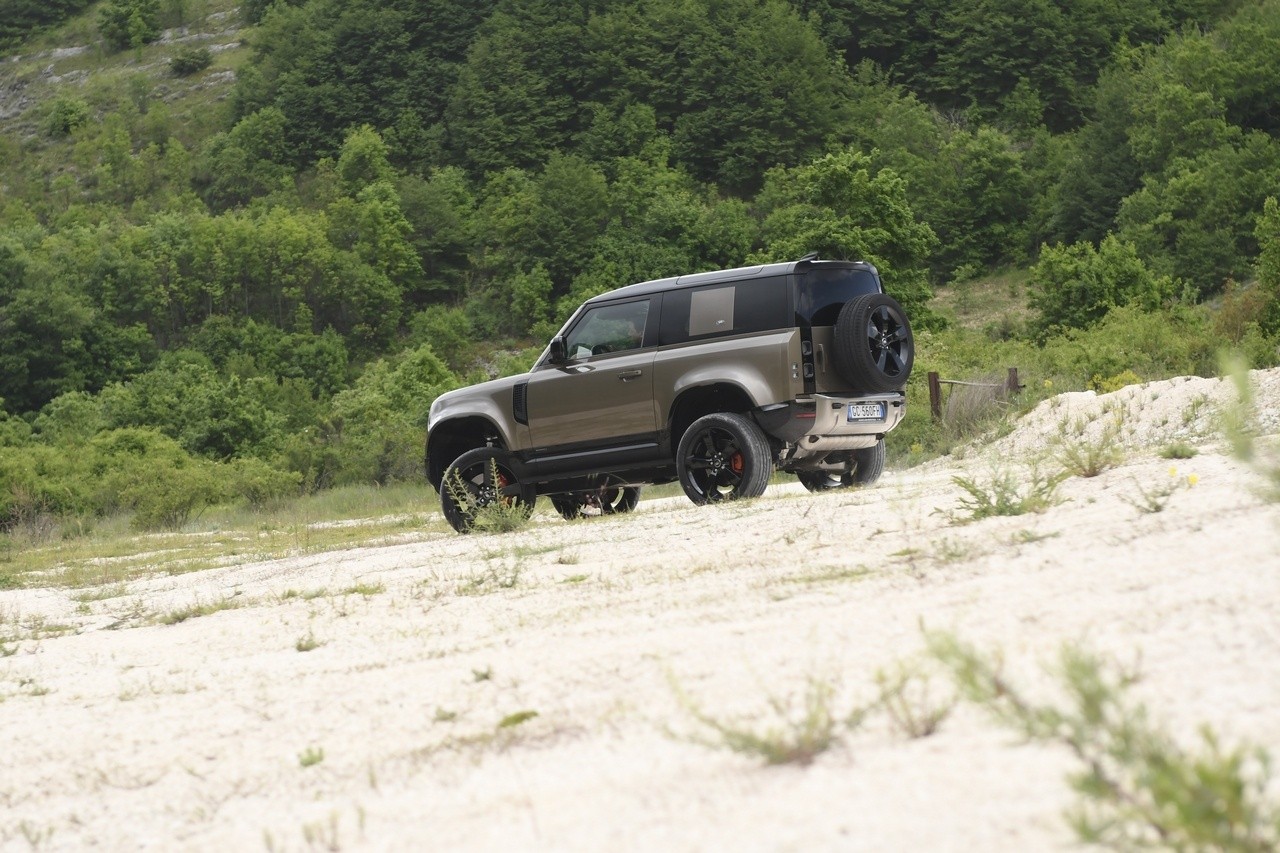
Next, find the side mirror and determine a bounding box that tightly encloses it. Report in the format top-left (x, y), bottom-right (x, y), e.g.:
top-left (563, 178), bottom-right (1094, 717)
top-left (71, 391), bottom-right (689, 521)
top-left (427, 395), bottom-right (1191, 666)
top-left (548, 335), bottom-right (567, 364)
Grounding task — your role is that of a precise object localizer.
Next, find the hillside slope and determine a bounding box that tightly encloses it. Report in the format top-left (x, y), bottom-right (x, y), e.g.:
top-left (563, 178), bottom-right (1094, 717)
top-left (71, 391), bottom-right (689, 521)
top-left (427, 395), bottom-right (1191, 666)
top-left (1, 370), bottom-right (1279, 849)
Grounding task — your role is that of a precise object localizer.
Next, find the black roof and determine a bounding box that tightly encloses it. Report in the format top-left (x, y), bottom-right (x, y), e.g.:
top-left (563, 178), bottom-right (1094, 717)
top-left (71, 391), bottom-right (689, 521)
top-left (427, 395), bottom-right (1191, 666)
top-left (583, 258), bottom-right (878, 306)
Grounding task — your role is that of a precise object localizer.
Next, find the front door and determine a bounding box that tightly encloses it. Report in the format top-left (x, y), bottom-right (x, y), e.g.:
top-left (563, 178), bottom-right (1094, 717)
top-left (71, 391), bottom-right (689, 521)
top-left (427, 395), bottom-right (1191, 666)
top-left (526, 298), bottom-right (658, 451)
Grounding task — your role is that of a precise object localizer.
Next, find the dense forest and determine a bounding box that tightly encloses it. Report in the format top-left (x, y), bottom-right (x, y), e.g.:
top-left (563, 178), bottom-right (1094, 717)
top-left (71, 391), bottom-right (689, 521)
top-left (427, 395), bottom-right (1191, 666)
top-left (2, 0), bottom-right (1280, 532)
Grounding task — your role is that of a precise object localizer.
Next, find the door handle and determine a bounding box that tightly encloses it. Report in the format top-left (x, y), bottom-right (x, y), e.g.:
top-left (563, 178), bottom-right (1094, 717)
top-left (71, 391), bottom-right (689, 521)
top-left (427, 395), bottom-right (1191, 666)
top-left (617, 369), bottom-right (643, 381)
top-left (815, 343), bottom-right (826, 373)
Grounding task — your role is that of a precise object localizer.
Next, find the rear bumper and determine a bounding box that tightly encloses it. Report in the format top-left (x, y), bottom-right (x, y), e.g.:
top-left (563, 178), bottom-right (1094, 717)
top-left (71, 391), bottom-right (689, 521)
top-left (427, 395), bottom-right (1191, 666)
top-left (757, 393), bottom-right (906, 451)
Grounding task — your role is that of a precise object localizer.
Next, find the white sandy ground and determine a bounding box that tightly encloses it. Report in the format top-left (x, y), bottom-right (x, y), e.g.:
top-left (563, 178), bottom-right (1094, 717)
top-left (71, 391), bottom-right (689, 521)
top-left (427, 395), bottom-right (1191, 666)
top-left (2, 371), bottom-right (1280, 852)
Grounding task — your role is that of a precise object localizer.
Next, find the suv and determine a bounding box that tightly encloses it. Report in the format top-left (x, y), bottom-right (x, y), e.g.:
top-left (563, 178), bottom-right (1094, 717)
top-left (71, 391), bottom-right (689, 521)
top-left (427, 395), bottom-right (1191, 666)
top-left (426, 255), bottom-right (913, 533)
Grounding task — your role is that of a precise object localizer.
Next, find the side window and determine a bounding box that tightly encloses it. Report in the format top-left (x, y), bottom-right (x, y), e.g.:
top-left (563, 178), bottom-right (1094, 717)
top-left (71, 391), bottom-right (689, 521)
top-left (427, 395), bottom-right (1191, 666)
top-left (660, 277), bottom-right (789, 345)
top-left (564, 299), bottom-right (651, 360)
top-left (689, 287), bottom-right (734, 336)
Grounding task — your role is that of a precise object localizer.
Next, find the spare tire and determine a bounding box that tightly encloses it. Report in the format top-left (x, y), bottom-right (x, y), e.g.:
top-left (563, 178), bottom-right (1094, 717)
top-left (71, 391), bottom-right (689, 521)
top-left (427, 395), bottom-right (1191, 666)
top-left (832, 293), bottom-right (914, 392)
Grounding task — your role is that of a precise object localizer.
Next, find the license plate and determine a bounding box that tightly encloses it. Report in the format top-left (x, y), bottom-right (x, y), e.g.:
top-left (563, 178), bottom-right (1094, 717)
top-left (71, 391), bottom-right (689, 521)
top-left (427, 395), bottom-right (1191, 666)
top-left (847, 402), bottom-right (886, 422)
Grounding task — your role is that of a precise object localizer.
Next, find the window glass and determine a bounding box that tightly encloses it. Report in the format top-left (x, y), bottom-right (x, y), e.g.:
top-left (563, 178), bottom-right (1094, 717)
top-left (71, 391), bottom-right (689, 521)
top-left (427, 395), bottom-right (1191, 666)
top-left (659, 276), bottom-right (789, 345)
top-left (564, 300), bottom-right (650, 360)
top-left (795, 268), bottom-right (881, 326)
top-left (689, 287), bottom-right (734, 336)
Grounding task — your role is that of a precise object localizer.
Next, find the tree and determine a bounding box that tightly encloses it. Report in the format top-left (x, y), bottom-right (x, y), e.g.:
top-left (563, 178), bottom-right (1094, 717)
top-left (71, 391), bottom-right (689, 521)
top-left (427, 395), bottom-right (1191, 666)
top-left (1253, 196), bottom-right (1280, 335)
top-left (1029, 234), bottom-right (1175, 333)
top-left (98, 0), bottom-right (161, 52)
top-left (237, 0), bottom-right (497, 166)
top-left (750, 149), bottom-right (941, 327)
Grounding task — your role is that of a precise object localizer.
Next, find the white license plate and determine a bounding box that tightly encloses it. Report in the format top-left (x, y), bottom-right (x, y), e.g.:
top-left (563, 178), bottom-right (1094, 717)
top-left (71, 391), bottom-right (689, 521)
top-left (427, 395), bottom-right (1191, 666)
top-left (847, 402), bottom-right (886, 422)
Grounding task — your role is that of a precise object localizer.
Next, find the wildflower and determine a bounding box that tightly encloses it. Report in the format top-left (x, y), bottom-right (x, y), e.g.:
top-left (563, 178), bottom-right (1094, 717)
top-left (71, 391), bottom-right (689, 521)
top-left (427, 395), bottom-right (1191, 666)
top-left (1187, 473), bottom-right (1199, 487)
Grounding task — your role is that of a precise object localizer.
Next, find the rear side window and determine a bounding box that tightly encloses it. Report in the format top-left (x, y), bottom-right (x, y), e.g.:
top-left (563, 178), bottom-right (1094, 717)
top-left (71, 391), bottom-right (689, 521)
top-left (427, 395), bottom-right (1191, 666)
top-left (660, 276), bottom-right (789, 345)
top-left (795, 268), bottom-right (882, 326)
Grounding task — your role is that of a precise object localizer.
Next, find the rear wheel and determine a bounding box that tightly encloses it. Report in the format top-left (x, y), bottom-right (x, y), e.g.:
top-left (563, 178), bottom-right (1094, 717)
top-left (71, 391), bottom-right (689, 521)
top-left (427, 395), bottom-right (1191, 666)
top-left (677, 413), bottom-right (772, 505)
top-left (833, 293), bottom-right (914, 392)
top-left (552, 486), bottom-right (641, 520)
top-left (440, 447), bottom-right (536, 534)
top-left (796, 440), bottom-right (886, 492)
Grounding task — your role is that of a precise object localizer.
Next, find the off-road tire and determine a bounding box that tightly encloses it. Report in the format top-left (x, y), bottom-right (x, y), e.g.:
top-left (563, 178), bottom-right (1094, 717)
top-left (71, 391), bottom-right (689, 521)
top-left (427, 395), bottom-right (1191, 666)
top-left (676, 412), bottom-right (773, 505)
top-left (440, 447), bottom-right (535, 534)
top-left (833, 293), bottom-right (914, 392)
top-left (796, 440), bottom-right (886, 491)
top-left (551, 486), bottom-right (641, 520)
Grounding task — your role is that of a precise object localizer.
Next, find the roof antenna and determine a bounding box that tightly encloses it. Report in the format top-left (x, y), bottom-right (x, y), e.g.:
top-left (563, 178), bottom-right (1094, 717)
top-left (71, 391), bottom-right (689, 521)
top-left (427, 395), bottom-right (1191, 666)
top-left (798, 251), bottom-right (819, 261)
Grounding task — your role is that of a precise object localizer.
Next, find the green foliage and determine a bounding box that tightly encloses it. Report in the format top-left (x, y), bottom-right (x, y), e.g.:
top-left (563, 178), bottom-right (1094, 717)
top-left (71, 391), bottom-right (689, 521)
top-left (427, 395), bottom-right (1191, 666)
top-left (0, 0), bottom-right (96, 50)
top-left (931, 633), bottom-right (1280, 851)
top-left (946, 464), bottom-right (1067, 522)
top-left (230, 456), bottom-right (302, 510)
top-left (315, 344), bottom-right (456, 486)
top-left (751, 149), bottom-right (940, 327)
top-left (1253, 196), bottom-right (1280, 335)
top-left (237, 0), bottom-right (497, 165)
top-left (98, 0), bottom-right (161, 52)
top-left (44, 96), bottom-right (92, 137)
top-left (1030, 235), bottom-right (1175, 332)
top-left (99, 354), bottom-right (285, 460)
top-left (169, 45), bottom-right (212, 77)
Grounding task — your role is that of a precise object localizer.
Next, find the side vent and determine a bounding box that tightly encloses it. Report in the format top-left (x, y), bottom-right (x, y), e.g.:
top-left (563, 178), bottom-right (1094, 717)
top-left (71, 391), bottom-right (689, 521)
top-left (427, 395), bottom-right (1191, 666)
top-left (513, 381), bottom-right (529, 425)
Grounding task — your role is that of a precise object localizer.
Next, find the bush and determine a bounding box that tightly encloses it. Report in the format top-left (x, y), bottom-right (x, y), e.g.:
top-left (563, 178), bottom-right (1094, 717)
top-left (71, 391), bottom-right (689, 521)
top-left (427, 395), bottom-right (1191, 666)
top-left (231, 457), bottom-right (302, 510)
top-left (170, 45), bottom-right (213, 76)
top-left (45, 96), bottom-right (91, 137)
top-left (121, 459), bottom-right (224, 530)
top-left (1030, 235), bottom-right (1175, 334)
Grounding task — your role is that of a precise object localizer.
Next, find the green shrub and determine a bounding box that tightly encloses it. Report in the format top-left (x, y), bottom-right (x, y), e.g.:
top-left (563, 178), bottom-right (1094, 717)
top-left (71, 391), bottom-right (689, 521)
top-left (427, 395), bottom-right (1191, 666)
top-left (121, 459), bottom-right (224, 530)
top-left (45, 96), bottom-right (91, 137)
top-left (1030, 235), bottom-right (1175, 334)
top-left (170, 45), bottom-right (213, 76)
top-left (930, 633), bottom-right (1280, 851)
top-left (230, 457), bottom-right (302, 510)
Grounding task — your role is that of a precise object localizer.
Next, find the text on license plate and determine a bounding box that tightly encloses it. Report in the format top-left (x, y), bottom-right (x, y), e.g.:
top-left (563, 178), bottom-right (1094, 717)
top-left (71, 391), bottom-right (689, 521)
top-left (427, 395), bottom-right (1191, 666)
top-left (847, 402), bottom-right (886, 422)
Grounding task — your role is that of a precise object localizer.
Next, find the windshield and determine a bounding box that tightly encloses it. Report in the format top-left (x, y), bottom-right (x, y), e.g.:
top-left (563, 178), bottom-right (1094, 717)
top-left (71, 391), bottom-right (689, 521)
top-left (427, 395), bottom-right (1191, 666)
top-left (795, 268), bottom-right (882, 326)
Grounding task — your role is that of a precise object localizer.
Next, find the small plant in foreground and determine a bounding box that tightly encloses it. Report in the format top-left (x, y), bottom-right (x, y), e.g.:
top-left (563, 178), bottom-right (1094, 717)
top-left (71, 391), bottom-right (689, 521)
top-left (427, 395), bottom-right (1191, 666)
top-left (295, 631), bottom-right (322, 652)
top-left (928, 632), bottom-right (1280, 851)
top-left (1055, 414), bottom-right (1125, 478)
top-left (444, 461), bottom-right (533, 534)
top-left (1122, 467), bottom-right (1198, 514)
top-left (1223, 354), bottom-right (1280, 503)
top-left (1159, 442), bottom-right (1199, 460)
top-left (298, 746), bottom-right (325, 768)
top-left (161, 598), bottom-right (240, 625)
top-left (674, 676), bottom-right (867, 766)
top-left (874, 660), bottom-right (955, 739)
top-left (945, 464), bottom-right (1067, 523)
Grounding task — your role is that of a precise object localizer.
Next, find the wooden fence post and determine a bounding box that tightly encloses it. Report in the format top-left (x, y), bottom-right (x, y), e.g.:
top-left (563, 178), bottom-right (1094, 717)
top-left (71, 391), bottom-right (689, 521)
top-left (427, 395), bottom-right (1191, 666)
top-left (928, 371), bottom-right (942, 421)
top-left (1006, 367), bottom-right (1021, 396)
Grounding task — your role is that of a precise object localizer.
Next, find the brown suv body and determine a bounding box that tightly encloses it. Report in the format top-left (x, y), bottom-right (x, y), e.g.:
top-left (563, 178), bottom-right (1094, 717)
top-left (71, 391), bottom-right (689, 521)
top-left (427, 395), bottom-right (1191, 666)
top-left (427, 257), bottom-right (912, 528)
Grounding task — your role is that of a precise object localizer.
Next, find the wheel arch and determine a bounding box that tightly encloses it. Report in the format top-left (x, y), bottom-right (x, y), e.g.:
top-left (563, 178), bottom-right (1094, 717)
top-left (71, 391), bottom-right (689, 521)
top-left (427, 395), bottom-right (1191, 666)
top-left (425, 416), bottom-right (508, 492)
top-left (666, 382), bottom-right (758, 451)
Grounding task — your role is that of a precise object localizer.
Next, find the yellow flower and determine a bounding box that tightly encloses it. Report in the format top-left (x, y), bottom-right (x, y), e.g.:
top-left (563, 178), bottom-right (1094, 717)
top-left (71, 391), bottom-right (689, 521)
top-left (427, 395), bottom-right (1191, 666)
top-left (1043, 378), bottom-right (1053, 389)
top-left (1168, 466), bottom-right (1178, 478)
top-left (1187, 474), bottom-right (1199, 487)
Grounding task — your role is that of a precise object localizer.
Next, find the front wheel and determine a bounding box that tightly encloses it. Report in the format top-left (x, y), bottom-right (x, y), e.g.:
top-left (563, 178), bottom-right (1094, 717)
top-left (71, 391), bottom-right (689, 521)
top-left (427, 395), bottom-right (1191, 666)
top-left (440, 447), bottom-right (536, 534)
top-left (676, 412), bottom-right (773, 505)
top-left (552, 486), bottom-right (642, 520)
top-left (796, 440), bottom-right (886, 492)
